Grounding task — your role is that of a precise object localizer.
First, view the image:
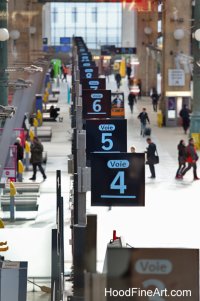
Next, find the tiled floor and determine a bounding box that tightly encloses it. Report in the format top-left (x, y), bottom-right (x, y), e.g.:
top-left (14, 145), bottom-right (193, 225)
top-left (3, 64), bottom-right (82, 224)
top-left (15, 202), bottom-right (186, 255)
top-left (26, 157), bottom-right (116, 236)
top-left (1, 75), bottom-right (200, 300)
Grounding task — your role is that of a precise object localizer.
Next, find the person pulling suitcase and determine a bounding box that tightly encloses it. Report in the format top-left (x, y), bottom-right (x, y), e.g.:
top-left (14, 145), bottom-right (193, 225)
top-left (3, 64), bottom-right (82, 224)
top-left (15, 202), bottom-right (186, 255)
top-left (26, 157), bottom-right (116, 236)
top-left (137, 108), bottom-right (150, 137)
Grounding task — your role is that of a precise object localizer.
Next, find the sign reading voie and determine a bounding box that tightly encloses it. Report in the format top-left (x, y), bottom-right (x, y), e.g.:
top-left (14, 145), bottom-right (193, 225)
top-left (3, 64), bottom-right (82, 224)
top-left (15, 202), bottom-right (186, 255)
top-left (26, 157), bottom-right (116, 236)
top-left (91, 153), bottom-right (145, 206)
top-left (80, 66), bottom-right (98, 80)
top-left (82, 78), bottom-right (106, 91)
top-left (82, 90), bottom-right (111, 119)
top-left (86, 119), bottom-right (127, 161)
top-left (168, 69), bottom-right (185, 86)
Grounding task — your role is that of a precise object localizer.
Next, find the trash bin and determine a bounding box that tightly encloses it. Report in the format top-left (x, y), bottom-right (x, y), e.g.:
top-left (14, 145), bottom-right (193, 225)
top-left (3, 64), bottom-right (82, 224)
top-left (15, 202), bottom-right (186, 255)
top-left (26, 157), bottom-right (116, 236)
top-left (0, 261), bottom-right (28, 301)
top-left (157, 111), bottom-right (163, 127)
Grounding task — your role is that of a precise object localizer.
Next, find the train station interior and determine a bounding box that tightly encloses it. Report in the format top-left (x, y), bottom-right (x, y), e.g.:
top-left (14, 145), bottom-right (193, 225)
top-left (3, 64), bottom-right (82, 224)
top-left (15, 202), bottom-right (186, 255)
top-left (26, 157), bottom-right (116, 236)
top-left (0, 1), bottom-right (200, 301)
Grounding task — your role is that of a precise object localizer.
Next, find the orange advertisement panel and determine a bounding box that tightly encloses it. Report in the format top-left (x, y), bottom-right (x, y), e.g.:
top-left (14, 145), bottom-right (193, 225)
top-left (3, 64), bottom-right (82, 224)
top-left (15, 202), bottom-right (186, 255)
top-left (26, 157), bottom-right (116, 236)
top-left (111, 93), bottom-right (125, 118)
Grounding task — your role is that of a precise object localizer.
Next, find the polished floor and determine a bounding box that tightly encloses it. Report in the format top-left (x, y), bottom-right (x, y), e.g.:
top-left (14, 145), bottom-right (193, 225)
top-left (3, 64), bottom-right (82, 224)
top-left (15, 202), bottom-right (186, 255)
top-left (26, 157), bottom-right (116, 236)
top-left (1, 74), bottom-right (200, 300)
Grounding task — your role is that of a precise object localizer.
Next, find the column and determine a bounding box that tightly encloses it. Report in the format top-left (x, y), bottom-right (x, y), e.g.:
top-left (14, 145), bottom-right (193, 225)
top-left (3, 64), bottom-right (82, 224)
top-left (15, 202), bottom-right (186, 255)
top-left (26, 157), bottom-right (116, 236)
top-left (190, 1), bottom-right (200, 133)
top-left (0, 0), bottom-right (8, 106)
top-left (121, 5), bottom-right (137, 48)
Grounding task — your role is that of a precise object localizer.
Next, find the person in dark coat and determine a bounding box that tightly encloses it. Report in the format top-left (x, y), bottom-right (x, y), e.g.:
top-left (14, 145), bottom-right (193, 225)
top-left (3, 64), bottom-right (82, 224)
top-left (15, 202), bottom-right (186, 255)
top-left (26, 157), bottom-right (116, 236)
top-left (29, 137), bottom-right (47, 181)
top-left (181, 138), bottom-right (199, 180)
top-left (115, 73), bottom-right (122, 89)
top-left (126, 64), bottom-right (132, 80)
top-left (175, 140), bottom-right (186, 179)
top-left (137, 108), bottom-right (150, 137)
top-left (49, 105), bottom-right (59, 120)
top-left (151, 88), bottom-right (159, 112)
top-left (14, 137), bottom-right (24, 170)
top-left (146, 137), bottom-right (157, 178)
top-left (179, 105), bottom-right (190, 134)
top-left (128, 92), bottom-right (136, 113)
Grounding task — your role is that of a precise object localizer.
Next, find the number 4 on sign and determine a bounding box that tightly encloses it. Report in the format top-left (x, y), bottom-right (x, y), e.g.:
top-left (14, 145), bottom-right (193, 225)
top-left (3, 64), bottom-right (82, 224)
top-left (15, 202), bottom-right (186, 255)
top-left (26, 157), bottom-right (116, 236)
top-left (110, 171), bottom-right (127, 194)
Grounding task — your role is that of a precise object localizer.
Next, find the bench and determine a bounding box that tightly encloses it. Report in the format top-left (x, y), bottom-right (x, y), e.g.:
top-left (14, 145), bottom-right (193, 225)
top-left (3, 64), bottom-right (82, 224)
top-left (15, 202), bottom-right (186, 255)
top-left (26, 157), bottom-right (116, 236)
top-left (1, 198), bottom-right (38, 211)
top-left (3, 183), bottom-right (40, 194)
top-left (48, 96), bottom-right (59, 103)
top-left (52, 89), bottom-right (60, 97)
top-left (30, 126), bottom-right (52, 142)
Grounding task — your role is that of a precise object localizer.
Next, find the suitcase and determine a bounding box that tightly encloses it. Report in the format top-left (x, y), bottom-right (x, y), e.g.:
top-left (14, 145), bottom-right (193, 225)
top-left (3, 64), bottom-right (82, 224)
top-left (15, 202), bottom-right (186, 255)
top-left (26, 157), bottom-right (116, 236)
top-left (144, 127), bottom-right (151, 136)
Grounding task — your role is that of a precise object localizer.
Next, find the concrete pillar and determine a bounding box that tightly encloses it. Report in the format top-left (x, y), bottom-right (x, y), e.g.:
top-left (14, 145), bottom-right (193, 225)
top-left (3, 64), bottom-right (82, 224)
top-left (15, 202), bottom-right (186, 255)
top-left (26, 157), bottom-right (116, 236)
top-left (0, 0), bottom-right (8, 106)
top-left (136, 9), bottom-right (158, 96)
top-left (161, 0), bottom-right (191, 113)
top-left (121, 5), bottom-right (137, 48)
top-left (42, 3), bottom-right (51, 45)
top-left (190, 1), bottom-right (200, 133)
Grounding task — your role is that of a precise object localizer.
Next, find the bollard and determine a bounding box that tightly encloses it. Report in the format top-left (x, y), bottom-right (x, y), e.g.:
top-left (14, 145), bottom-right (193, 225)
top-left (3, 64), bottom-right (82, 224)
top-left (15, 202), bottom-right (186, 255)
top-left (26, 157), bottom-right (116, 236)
top-left (18, 160), bottom-right (24, 182)
top-left (25, 141), bottom-right (30, 171)
top-left (29, 129), bottom-right (35, 142)
top-left (33, 118), bottom-right (38, 137)
top-left (0, 219), bottom-right (4, 228)
top-left (157, 111), bottom-right (163, 128)
top-left (10, 181), bottom-right (17, 222)
top-left (37, 110), bottom-right (43, 126)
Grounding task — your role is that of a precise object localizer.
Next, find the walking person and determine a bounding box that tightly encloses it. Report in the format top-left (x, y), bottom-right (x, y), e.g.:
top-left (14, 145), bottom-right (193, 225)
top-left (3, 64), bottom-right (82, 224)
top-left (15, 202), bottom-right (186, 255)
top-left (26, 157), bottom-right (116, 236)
top-left (151, 88), bottom-right (159, 112)
top-left (128, 92), bottom-right (136, 114)
top-left (179, 104), bottom-right (190, 134)
top-left (181, 138), bottom-right (199, 180)
top-left (126, 63), bottom-right (132, 80)
top-left (137, 108), bottom-right (150, 137)
top-left (14, 137), bottom-right (24, 179)
top-left (115, 72), bottom-right (122, 90)
top-left (146, 138), bottom-right (158, 179)
top-left (29, 137), bottom-right (47, 181)
top-left (175, 140), bottom-right (186, 179)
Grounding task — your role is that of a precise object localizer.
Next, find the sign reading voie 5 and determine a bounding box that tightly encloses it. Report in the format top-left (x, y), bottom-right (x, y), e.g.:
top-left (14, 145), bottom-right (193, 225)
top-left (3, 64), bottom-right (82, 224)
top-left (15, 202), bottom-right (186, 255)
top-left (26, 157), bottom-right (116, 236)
top-left (82, 90), bottom-right (111, 119)
top-left (86, 119), bottom-right (127, 160)
top-left (91, 153), bottom-right (145, 206)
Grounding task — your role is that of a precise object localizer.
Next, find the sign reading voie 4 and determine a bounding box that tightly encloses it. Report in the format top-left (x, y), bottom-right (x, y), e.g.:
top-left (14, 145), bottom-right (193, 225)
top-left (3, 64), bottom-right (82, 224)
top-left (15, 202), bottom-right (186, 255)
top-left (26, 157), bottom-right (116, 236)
top-left (82, 90), bottom-right (111, 119)
top-left (91, 153), bottom-right (145, 206)
top-left (86, 119), bottom-right (127, 160)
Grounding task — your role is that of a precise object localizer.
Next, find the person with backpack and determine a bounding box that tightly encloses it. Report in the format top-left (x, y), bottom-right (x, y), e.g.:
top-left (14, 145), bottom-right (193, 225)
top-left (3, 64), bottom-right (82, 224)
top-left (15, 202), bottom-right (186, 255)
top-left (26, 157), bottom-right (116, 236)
top-left (181, 138), bottom-right (199, 180)
top-left (137, 108), bottom-right (150, 137)
top-left (175, 140), bottom-right (186, 179)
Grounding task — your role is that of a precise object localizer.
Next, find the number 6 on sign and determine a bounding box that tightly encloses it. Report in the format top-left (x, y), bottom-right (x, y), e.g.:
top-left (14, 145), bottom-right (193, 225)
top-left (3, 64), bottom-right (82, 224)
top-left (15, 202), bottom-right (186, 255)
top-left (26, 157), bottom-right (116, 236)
top-left (110, 171), bottom-right (127, 194)
top-left (93, 99), bottom-right (101, 112)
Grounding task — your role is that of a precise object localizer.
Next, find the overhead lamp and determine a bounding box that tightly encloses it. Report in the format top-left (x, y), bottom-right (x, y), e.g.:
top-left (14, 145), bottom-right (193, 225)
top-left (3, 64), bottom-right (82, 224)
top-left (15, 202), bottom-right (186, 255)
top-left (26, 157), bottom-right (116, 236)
top-left (29, 26), bottom-right (36, 35)
top-left (173, 29), bottom-right (185, 41)
top-left (0, 28), bottom-right (9, 41)
top-left (10, 30), bottom-right (20, 40)
top-left (144, 26), bottom-right (152, 35)
top-left (194, 29), bottom-right (200, 41)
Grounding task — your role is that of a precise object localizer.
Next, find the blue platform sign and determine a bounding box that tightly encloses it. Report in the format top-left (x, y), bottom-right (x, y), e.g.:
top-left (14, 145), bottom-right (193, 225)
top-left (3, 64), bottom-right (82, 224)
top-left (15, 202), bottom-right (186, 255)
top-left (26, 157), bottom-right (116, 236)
top-left (91, 153), bottom-right (145, 206)
top-left (60, 37), bottom-right (71, 44)
top-left (86, 119), bottom-right (127, 161)
top-left (82, 89), bottom-right (111, 119)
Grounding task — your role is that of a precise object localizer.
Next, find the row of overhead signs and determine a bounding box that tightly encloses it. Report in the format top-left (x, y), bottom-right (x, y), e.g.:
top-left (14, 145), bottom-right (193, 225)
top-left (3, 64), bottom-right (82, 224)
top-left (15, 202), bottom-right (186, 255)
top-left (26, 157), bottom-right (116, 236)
top-left (71, 37), bottom-right (199, 301)
top-left (74, 36), bottom-right (145, 207)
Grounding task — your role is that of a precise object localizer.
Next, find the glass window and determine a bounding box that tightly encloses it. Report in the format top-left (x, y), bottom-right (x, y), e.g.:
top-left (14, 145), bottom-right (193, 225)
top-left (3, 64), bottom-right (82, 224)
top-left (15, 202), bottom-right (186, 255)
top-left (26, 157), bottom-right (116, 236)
top-left (51, 3), bottom-right (122, 49)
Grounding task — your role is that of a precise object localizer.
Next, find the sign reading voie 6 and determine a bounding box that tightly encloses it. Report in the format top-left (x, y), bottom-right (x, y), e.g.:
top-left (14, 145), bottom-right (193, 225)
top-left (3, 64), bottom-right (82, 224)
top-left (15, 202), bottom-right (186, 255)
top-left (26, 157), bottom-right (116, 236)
top-left (91, 153), bottom-right (145, 206)
top-left (82, 90), bottom-right (111, 119)
top-left (86, 119), bottom-right (127, 161)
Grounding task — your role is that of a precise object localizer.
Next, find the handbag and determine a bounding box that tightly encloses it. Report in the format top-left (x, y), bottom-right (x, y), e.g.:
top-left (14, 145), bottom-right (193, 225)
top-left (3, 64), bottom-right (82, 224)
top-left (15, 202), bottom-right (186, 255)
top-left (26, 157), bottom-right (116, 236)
top-left (154, 149), bottom-right (159, 164)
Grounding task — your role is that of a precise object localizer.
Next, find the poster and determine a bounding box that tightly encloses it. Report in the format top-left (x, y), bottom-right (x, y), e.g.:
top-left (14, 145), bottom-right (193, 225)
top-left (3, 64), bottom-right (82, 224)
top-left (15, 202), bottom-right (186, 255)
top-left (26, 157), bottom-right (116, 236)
top-left (111, 92), bottom-right (125, 118)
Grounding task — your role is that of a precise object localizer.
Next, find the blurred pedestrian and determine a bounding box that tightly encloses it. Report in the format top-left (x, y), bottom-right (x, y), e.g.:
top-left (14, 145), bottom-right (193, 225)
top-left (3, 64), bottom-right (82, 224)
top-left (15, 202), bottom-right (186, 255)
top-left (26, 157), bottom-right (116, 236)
top-left (50, 67), bottom-right (54, 81)
top-left (14, 137), bottom-right (24, 165)
top-left (151, 88), bottom-right (159, 112)
top-left (175, 140), bottom-right (186, 179)
top-left (50, 105), bottom-right (60, 120)
top-left (137, 108), bottom-right (150, 137)
top-left (130, 146), bottom-right (136, 153)
top-left (181, 138), bottom-right (199, 180)
top-left (29, 137), bottom-right (47, 181)
top-left (146, 138), bottom-right (158, 179)
top-left (128, 92), bottom-right (136, 113)
top-left (115, 72), bottom-right (121, 89)
top-left (179, 104), bottom-right (190, 134)
top-left (126, 63), bottom-right (132, 80)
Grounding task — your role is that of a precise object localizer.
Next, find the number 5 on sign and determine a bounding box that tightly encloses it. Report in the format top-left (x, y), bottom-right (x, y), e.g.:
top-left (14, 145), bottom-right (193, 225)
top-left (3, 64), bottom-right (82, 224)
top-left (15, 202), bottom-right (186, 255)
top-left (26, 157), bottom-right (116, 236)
top-left (110, 171), bottom-right (127, 194)
top-left (101, 133), bottom-right (113, 151)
